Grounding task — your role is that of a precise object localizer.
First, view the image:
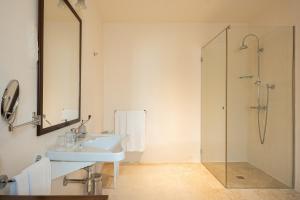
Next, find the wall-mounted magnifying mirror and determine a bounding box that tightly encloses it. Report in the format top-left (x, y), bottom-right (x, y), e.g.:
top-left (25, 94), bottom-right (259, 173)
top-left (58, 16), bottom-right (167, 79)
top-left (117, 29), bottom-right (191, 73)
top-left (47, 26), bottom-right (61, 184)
top-left (1, 80), bottom-right (19, 124)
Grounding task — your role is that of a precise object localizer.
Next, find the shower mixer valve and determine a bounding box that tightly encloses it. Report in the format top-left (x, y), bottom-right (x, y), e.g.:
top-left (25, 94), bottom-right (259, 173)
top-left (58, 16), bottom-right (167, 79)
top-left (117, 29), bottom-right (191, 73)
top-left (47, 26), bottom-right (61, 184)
top-left (250, 105), bottom-right (267, 111)
top-left (267, 84), bottom-right (275, 90)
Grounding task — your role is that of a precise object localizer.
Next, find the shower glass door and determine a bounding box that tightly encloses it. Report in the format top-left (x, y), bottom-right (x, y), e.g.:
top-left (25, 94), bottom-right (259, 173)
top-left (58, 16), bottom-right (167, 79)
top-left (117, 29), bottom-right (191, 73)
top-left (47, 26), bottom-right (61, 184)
top-left (201, 25), bottom-right (294, 189)
top-left (201, 28), bottom-right (227, 186)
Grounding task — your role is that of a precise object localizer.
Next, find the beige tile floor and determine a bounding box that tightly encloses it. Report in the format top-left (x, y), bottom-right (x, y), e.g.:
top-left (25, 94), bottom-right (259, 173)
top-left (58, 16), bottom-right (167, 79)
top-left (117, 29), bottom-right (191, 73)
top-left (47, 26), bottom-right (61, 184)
top-left (101, 163), bottom-right (300, 200)
top-left (204, 162), bottom-right (289, 188)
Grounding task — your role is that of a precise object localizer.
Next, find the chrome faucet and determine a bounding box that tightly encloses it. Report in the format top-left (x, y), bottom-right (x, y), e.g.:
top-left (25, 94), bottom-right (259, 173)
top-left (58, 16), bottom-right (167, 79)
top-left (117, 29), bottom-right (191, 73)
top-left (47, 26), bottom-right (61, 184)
top-left (71, 115), bottom-right (92, 141)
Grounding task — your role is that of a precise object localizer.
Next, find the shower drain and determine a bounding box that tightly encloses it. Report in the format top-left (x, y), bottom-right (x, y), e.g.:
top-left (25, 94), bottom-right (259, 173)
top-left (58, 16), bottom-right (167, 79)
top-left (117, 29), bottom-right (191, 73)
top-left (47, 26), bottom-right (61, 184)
top-left (236, 176), bottom-right (245, 180)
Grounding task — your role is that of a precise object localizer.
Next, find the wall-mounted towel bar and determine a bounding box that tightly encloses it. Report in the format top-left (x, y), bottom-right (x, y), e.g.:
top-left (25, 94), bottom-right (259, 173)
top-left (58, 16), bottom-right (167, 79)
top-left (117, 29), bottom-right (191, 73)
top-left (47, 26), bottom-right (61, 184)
top-left (0, 155), bottom-right (42, 189)
top-left (114, 109), bottom-right (147, 113)
top-left (0, 175), bottom-right (15, 189)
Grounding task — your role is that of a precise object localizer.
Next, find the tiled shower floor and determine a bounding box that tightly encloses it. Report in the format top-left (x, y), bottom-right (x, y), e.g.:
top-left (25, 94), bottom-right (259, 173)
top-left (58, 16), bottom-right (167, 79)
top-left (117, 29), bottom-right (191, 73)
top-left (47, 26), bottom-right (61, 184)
top-left (203, 162), bottom-right (289, 188)
top-left (101, 163), bottom-right (299, 200)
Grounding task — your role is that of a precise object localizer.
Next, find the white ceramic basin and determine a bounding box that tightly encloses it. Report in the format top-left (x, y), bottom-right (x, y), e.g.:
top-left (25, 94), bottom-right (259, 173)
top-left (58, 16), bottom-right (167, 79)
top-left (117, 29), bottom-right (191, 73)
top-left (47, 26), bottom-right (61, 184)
top-left (48, 134), bottom-right (126, 186)
top-left (47, 134), bottom-right (126, 162)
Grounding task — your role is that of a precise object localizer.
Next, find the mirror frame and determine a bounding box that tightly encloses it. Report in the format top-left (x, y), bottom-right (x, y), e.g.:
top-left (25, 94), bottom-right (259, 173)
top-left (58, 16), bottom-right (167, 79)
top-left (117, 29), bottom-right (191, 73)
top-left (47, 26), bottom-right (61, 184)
top-left (37, 0), bottom-right (82, 136)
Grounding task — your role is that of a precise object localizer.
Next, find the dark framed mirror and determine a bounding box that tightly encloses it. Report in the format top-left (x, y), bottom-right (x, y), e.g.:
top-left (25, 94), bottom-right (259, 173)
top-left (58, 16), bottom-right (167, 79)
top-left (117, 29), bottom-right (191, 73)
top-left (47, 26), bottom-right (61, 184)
top-left (37, 0), bottom-right (82, 136)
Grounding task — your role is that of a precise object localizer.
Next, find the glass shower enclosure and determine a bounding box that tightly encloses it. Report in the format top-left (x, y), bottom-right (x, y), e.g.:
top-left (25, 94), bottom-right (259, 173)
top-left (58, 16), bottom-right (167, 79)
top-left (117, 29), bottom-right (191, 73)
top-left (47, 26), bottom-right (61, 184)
top-left (201, 25), bottom-right (295, 188)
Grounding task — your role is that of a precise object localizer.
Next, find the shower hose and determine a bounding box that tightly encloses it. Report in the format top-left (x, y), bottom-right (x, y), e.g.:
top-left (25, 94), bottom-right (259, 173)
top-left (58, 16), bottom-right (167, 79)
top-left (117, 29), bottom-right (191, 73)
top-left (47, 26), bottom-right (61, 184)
top-left (257, 86), bottom-right (270, 144)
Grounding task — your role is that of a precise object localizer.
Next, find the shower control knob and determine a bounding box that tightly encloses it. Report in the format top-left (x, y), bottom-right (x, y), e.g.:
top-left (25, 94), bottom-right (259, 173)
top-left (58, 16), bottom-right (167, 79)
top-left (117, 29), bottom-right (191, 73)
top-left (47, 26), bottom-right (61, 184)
top-left (250, 106), bottom-right (267, 111)
top-left (250, 106), bottom-right (258, 109)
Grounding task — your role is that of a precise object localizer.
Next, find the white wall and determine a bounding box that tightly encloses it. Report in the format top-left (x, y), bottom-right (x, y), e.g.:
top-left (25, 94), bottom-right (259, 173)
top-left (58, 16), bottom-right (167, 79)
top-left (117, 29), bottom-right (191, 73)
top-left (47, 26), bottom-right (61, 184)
top-left (80, 1), bottom-right (103, 132)
top-left (102, 23), bottom-right (226, 163)
top-left (250, 0), bottom-right (300, 191)
top-left (0, 0), bottom-right (103, 195)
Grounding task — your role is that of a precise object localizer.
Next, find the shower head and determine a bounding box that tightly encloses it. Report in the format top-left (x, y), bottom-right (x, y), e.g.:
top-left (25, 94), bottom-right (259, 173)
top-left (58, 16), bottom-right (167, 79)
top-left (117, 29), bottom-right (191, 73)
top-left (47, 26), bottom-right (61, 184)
top-left (240, 33), bottom-right (262, 52)
top-left (239, 44), bottom-right (248, 50)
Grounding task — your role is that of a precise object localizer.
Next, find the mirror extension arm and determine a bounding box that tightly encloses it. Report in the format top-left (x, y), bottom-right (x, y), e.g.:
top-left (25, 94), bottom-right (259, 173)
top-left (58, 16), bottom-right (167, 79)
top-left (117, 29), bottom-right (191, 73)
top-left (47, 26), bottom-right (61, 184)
top-left (8, 112), bottom-right (41, 132)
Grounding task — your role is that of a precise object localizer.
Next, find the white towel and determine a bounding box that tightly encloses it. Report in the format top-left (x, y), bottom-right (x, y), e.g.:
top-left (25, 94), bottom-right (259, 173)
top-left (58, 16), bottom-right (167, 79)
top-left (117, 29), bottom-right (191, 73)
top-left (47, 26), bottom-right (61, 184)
top-left (114, 110), bottom-right (146, 152)
top-left (10, 171), bottom-right (30, 195)
top-left (114, 111), bottom-right (127, 137)
top-left (126, 111), bottom-right (146, 152)
top-left (26, 157), bottom-right (52, 195)
top-left (61, 109), bottom-right (78, 121)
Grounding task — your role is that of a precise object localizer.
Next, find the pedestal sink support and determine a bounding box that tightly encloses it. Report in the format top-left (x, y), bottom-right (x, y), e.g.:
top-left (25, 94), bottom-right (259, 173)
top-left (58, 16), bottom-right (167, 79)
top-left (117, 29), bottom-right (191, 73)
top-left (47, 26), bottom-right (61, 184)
top-left (86, 166), bottom-right (93, 195)
top-left (63, 167), bottom-right (91, 186)
top-left (113, 162), bottom-right (119, 188)
top-left (63, 165), bottom-right (103, 195)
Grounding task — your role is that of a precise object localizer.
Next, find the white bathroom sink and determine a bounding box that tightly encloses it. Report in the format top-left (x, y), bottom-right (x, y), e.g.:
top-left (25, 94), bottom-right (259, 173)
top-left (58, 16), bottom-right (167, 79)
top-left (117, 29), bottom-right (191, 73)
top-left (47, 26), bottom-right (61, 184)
top-left (47, 134), bottom-right (126, 162)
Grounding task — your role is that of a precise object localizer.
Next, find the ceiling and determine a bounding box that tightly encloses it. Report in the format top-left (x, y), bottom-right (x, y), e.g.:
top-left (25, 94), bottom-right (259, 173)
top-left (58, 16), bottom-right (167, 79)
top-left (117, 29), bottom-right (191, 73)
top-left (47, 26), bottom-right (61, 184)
top-left (96, 0), bottom-right (286, 23)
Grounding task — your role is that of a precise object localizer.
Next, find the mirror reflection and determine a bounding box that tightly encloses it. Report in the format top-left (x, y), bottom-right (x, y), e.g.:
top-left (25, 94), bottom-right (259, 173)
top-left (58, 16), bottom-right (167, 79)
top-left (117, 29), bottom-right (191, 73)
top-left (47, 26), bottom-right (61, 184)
top-left (41, 0), bottom-right (81, 130)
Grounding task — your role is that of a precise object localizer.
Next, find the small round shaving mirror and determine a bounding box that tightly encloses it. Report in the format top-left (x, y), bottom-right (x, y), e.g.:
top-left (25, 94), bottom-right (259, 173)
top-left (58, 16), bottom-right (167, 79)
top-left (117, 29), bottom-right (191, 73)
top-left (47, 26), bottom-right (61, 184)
top-left (1, 80), bottom-right (19, 124)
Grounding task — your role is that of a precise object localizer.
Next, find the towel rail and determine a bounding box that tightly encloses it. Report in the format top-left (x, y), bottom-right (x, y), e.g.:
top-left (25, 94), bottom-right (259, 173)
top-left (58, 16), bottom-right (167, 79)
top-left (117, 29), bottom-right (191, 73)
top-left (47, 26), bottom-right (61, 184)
top-left (0, 155), bottom-right (42, 189)
top-left (0, 175), bottom-right (15, 189)
top-left (114, 109), bottom-right (147, 114)
top-left (113, 109), bottom-right (147, 135)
